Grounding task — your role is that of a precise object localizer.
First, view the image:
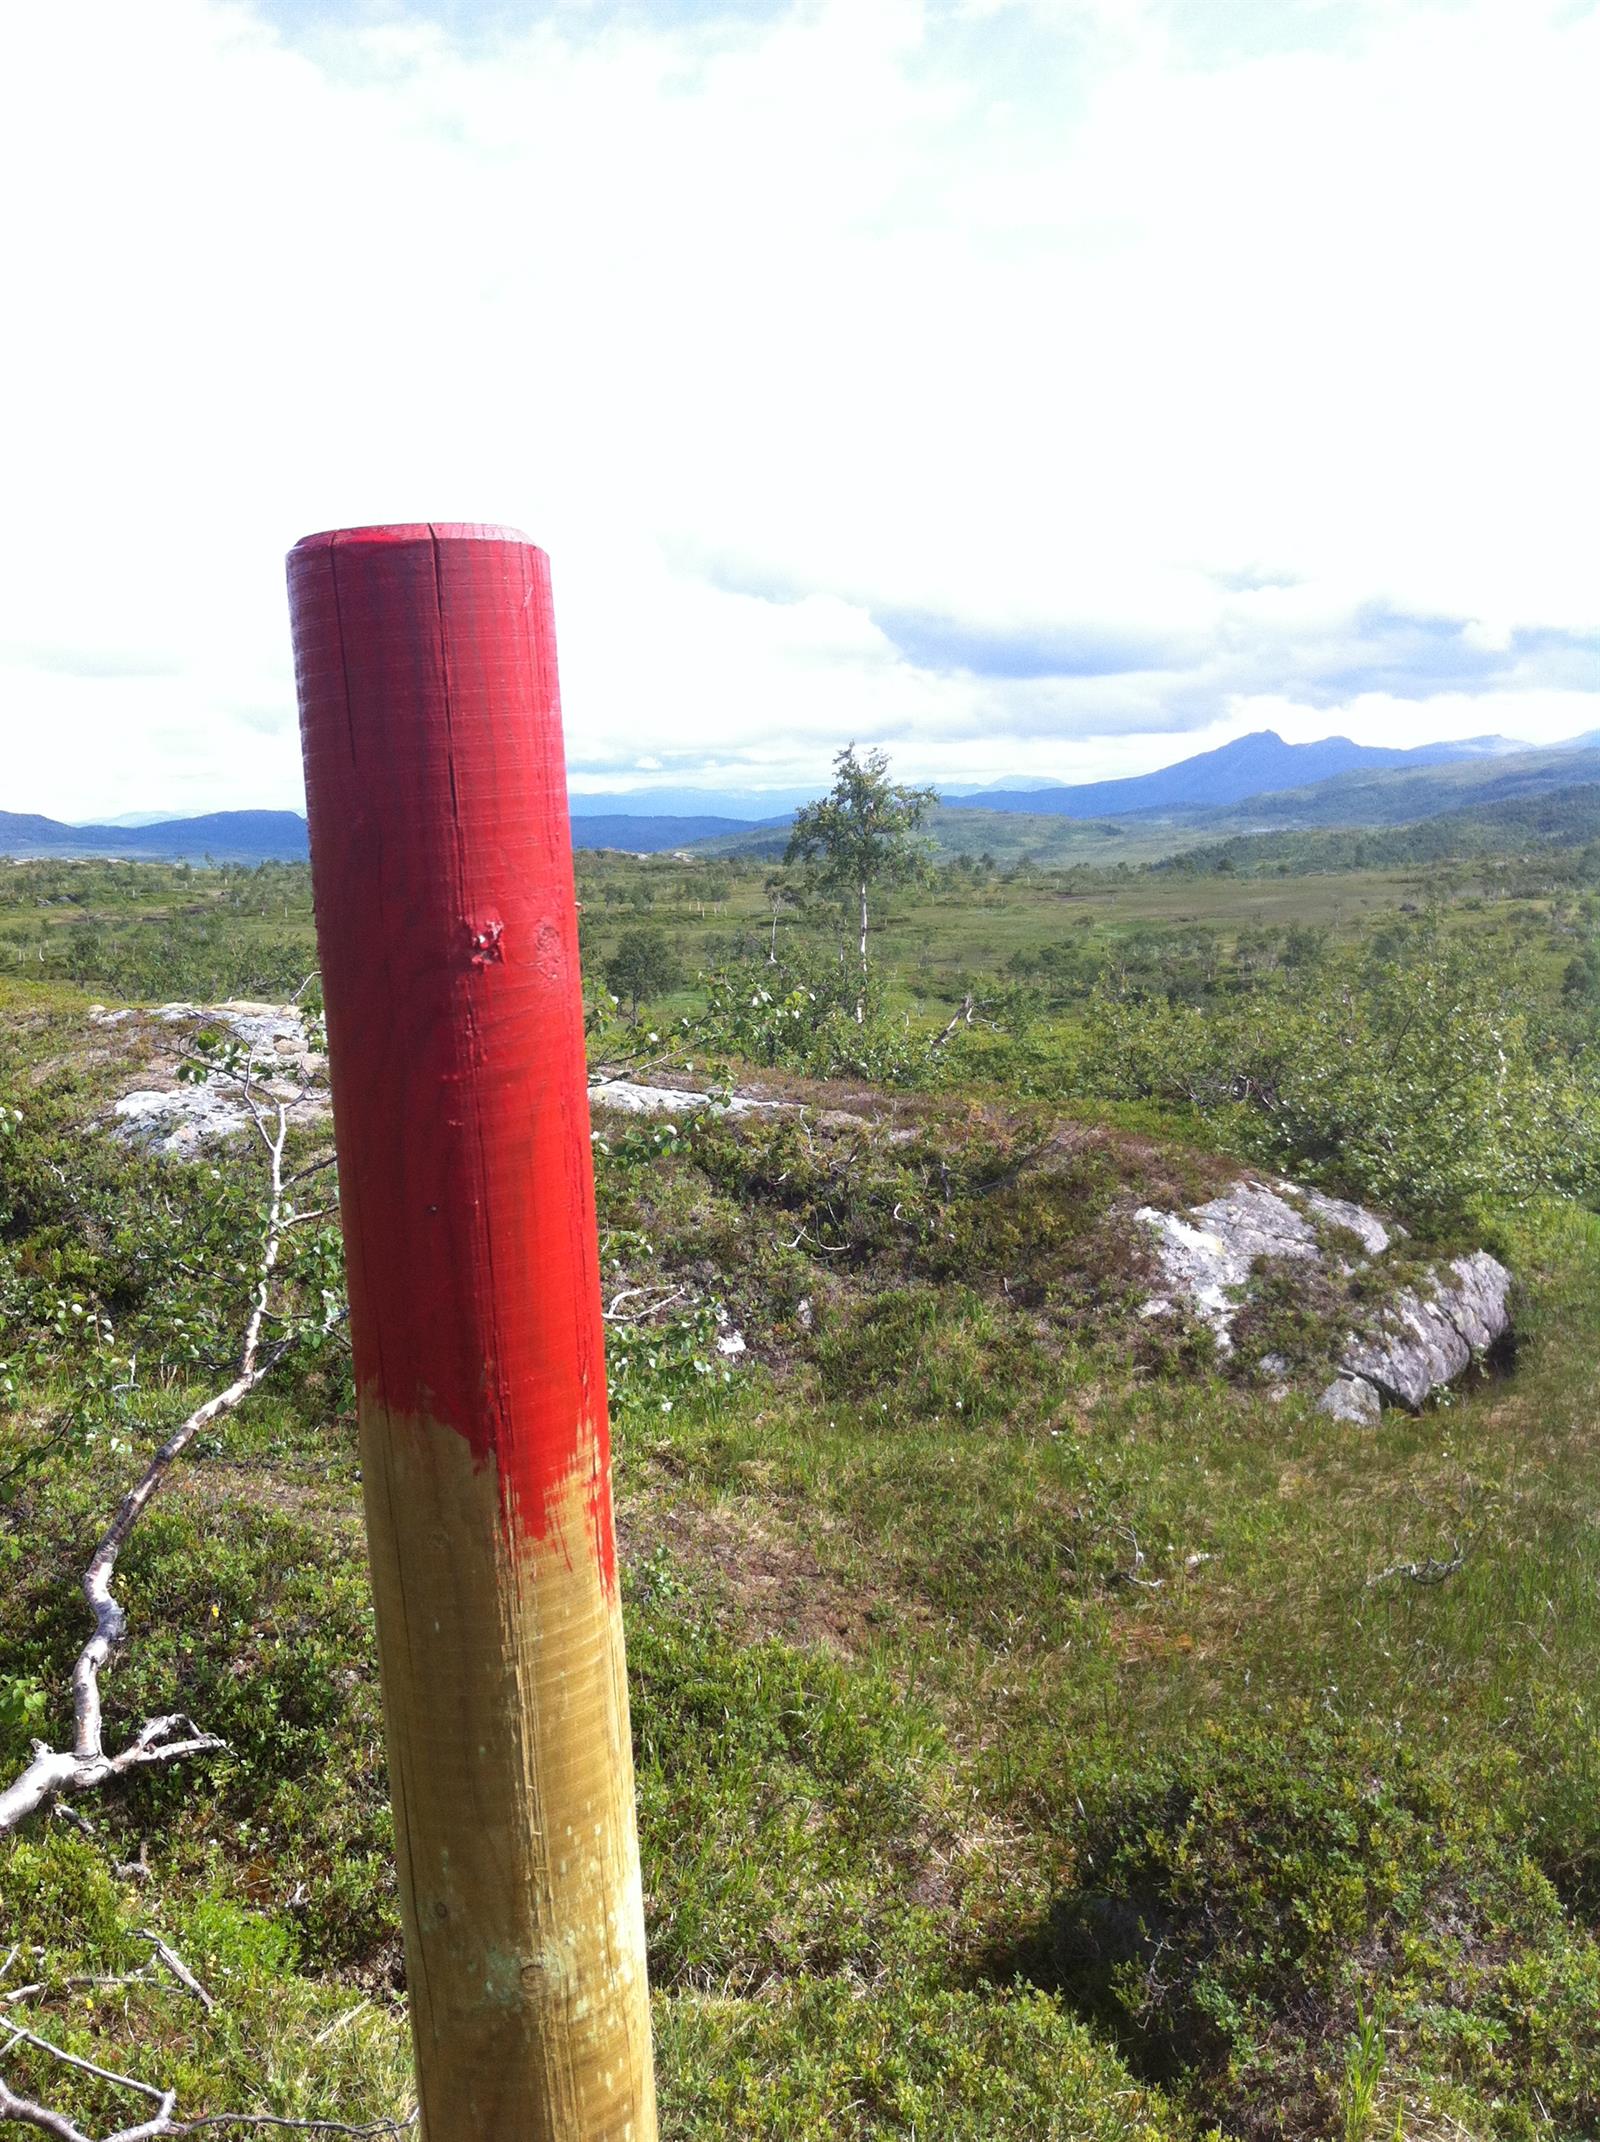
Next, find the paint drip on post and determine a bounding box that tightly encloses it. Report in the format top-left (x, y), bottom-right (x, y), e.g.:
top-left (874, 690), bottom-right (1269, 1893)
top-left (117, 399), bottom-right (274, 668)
top-left (287, 524), bottom-right (656, 2142)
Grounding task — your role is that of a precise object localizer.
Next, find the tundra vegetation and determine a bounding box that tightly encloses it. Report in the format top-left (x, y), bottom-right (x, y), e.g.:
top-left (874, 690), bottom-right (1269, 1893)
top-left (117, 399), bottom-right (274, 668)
top-left (3, 808), bottom-right (1600, 2139)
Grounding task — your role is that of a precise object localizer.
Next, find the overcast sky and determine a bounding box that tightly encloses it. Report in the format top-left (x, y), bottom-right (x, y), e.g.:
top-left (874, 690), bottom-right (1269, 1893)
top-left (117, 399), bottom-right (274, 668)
top-left (4, 0), bottom-right (1596, 819)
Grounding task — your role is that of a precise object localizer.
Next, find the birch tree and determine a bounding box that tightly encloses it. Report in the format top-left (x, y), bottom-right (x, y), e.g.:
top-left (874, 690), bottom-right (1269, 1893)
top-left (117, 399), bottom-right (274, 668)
top-left (784, 746), bottom-right (936, 1022)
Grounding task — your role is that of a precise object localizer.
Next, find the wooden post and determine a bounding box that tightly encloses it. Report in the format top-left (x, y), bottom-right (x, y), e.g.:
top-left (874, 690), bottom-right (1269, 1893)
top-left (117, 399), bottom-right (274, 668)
top-left (286, 524), bottom-right (656, 2140)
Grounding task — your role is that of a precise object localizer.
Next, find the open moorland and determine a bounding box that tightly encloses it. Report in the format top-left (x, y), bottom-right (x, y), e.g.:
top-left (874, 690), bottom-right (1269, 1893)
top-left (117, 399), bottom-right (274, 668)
top-left (4, 819), bottom-right (1600, 2139)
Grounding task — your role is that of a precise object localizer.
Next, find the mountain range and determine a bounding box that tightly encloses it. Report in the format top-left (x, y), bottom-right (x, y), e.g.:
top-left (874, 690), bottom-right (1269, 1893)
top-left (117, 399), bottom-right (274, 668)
top-left (0, 810), bottom-right (311, 864)
top-left (945, 729), bottom-right (1523, 819)
top-left (9, 728), bottom-right (1599, 865)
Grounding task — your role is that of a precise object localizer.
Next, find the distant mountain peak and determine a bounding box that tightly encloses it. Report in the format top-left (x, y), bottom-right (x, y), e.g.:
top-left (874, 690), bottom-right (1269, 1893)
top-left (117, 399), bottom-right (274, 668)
top-left (941, 729), bottom-right (1533, 820)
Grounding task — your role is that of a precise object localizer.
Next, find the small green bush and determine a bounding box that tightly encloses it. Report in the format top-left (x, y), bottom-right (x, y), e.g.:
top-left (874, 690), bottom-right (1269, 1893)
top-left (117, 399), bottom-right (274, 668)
top-left (1080, 928), bottom-right (1600, 1227)
top-left (657, 1971), bottom-right (1195, 2140)
top-left (1019, 1722), bottom-right (1600, 2139)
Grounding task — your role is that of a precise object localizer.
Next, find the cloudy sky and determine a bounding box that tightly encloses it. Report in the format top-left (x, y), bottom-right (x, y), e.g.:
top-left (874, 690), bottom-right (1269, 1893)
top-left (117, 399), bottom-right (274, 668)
top-left (3, 0), bottom-right (1596, 819)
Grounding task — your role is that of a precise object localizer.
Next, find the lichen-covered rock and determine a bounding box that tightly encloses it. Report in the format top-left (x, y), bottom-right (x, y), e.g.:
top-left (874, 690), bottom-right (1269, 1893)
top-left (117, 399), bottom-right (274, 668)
top-left (1342, 1295), bottom-right (1472, 1411)
top-left (113, 1083), bottom-right (262, 1155)
top-left (1340, 1255), bottom-right (1512, 1410)
top-left (1317, 1375), bottom-right (1383, 1426)
top-left (1301, 1190), bottom-right (1395, 1258)
top-left (588, 1079), bottom-right (781, 1118)
top-left (1440, 1251), bottom-right (1513, 1352)
top-left (104, 1001), bottom-right (327, 1154)
top-left (1135, 1184), bottom-right (1321, 1352)
top-left (1138, 1176), bottom-right (1510, 1418)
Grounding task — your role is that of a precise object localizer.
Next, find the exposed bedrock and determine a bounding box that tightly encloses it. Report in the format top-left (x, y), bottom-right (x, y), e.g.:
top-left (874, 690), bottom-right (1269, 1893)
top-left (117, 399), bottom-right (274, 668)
top-left (1137, 1183), bottom-right (1511, 1421)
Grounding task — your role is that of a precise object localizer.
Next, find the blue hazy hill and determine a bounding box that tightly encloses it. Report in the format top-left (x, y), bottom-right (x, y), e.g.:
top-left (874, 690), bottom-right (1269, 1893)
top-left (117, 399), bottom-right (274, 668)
top-left (0, 806), bottom-right (757, 862)
top-left (951, 729), bottom-right (1519, 817)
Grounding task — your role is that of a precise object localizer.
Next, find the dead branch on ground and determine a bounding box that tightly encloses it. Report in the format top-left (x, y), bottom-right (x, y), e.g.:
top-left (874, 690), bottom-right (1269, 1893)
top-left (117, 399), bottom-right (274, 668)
top-left (0, 1043), bottom-right (338, 1840)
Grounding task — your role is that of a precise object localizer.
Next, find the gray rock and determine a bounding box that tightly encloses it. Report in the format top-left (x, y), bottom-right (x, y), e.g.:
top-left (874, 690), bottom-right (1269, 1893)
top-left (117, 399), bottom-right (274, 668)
top-left (1302, 1189), bottom-right (1395, 1257)
top-left (113, 1084), bottom-right (258, 1154)
top-left (1190, 1183), bottom-right (1323, 1264)
top-left (207, 999), bottom-right (314, 1055)
top-left (148, 998), bottom-right (313, 1053)
top-left (1342, 1294), bottom-right (1472, 1411)
top-left (107, 1000), bottom-right (327, 1155)
top-left (588, 1079), bottom-right (782, 1118)
top-left (1436, 1250), bottom-right (1513, 1353)
top-left (112, 1071), bottom-right (326, 1156)
top-left (1336, 1251), bottom-right (1510, 1411)
top-left (1317, 1375), bottom-right (1383, 1426)
top-left (1133, 1210), bottom-right (1247, 1349)
top-left (1136, 1185), bottom-right (1321, 1352)
top-left (1138, 1174), bottom-right (1511, 1416)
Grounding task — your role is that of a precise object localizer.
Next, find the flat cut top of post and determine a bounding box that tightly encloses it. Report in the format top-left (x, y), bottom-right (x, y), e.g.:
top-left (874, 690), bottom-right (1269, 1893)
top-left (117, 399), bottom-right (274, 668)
top-left (290, 522), bottom-right (533, 553)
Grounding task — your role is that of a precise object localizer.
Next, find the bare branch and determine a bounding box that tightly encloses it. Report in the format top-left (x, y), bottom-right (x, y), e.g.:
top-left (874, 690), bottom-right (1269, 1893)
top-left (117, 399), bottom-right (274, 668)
top-left (136, 1935), bottom-right (213, 2013)
top-left (0, 1337), bottom-right (290, 1837)
top-left (1, 1955), bottom-right (414, 2141)
top-left (1114, 1527), bottom-right (1164, 1592)
top-left (307, 2006), bottom-right (367, 2050)
top-left (1, 2002), bottom-right (181, 2135)
top-left (1369, 1539), bottom-right (1468, 1587)
top-left (281, 1154), bottom-right (338, 1192)
top-left (0, 1011), bottom-right (402, 2139)
top-left (928, 992), bottom-right (975, 1049)
top-left (0, 1043), bottom-right (325, 1840)
top-left (172, 2115), bottom-right (416, 2137)
top-left (0, 2074), bottom-right (100, 2141)
top-left (602, 1286), bottom-right (686, 1325)
top-left (0, 2049), bottom-right (415, 2140)
top-left (0, 2018), bottom-right (168, 2104)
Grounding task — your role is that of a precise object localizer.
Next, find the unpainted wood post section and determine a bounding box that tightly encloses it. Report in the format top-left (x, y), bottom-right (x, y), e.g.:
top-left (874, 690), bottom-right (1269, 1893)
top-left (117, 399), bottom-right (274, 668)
top-left (287, 524), bottom-right (656, 2140)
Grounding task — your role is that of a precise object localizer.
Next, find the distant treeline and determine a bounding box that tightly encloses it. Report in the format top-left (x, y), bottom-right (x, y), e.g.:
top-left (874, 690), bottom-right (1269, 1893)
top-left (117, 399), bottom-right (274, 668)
top-left (1160, 784), bottom-right (1600, 878)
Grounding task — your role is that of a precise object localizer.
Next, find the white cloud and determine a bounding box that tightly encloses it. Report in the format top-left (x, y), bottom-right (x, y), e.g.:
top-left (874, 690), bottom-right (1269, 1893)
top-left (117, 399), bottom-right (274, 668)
top-left (1, 0), bottom-right (1595, 818)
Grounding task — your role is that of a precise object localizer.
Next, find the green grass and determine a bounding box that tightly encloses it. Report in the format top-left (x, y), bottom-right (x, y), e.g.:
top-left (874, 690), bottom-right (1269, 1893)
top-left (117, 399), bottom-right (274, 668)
top-left (4, 866), bottom-right (1600, 2137)
top-left (9, 840), bottom-right (1592, 1031)
top-left (601, 1152), bottom-right (1600, 2137)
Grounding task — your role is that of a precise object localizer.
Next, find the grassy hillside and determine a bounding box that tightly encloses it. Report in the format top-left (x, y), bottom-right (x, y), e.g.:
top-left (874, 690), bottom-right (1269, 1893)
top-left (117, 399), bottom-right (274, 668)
top-left (694, 746), bottom-right (1600, 868)
top-left (1163, 782), bottom-right (1600, 876)
top-left (696, 803), bottom-right (1186, 867)
top-left (1191, 743), bottom-right (1600, 832)
top-left (4, 843), bottom-right (1600, 2135)
top-left (6, 831), bottom-right (1595, 1025)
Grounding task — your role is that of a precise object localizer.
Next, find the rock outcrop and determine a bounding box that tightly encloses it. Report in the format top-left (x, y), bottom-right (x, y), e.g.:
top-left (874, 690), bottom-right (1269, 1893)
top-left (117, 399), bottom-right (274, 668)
top-left (1339, 1251), bottom-right (1513, 1410)
top-left (102, 1000), bottom-right (326, 1156)
top-left (588, 1079), bottom-right (782, 1119)
top-left (1137, 1180), bottom-right (1510, 1421)
top-left (101, 1005), bottom-right (787, 1156)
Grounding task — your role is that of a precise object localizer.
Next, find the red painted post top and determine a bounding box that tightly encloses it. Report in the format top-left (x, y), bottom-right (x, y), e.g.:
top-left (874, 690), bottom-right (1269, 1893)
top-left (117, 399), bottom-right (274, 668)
top-left (288, 524), bottom-right (614, 1581)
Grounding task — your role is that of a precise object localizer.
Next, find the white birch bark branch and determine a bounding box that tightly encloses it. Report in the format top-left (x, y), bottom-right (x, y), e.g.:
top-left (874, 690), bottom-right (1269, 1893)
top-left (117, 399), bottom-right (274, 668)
top-left (0, 1077), bottom-right (318, 1840)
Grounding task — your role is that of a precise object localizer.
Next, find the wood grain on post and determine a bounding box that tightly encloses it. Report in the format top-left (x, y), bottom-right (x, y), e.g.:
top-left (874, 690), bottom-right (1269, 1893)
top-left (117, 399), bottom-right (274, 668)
top-left (287, 524), bottom-right (656, 2141)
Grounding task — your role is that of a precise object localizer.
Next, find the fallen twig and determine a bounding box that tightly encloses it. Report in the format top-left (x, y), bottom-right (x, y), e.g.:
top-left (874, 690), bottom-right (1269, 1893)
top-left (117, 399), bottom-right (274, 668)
top-left (1114, 1527), bottom-right (1164, 1592)
top-left (1369, 1540), bottom-right (1468, 1587)
top-left (602, 1286), bottom-right (686, 1324)
top-left (137, 1934), bottom-right (213, 2013)
top-left (0, 1057), bottom-right (338, 1839)
top-left (1, 2003), bottom-right (415, 2141)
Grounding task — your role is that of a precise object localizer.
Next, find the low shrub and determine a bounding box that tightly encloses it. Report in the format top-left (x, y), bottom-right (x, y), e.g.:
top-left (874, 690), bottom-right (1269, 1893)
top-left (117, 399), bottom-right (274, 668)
top-left (1014, 1722), bottom-right (1600, 2139)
